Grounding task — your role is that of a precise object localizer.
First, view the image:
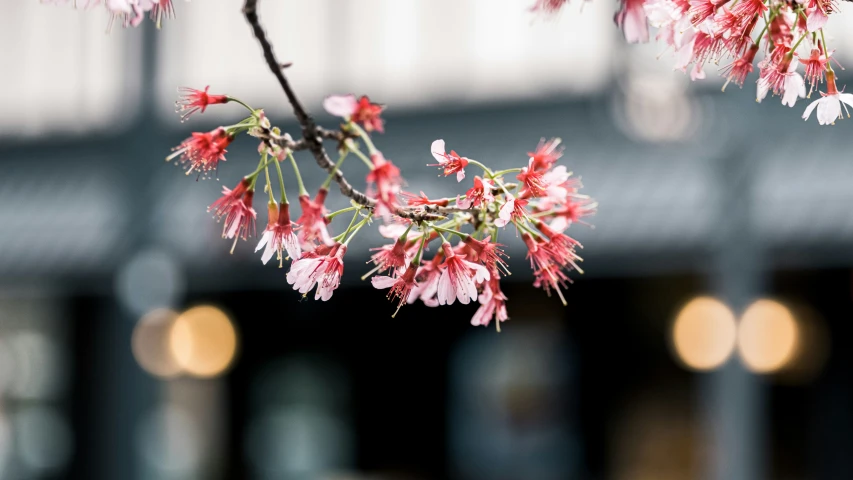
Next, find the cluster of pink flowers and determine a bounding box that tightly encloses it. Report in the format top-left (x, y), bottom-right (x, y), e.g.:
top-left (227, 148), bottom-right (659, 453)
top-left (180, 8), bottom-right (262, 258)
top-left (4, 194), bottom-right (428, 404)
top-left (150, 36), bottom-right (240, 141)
top-left (43, 0), bottom-right (177, 29)
top-left (534, 0), bottom-right (851, 125)
top-left (168, 88), bottom-right (596, 329)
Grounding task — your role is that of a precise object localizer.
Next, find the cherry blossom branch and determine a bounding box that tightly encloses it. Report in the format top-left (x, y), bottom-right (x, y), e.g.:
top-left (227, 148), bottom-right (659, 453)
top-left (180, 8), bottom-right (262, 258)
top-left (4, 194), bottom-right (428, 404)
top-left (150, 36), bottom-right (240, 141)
top-left (242, 0), bottom-right (452, 223)
top-left (48, 0), bottom-right (596, 325)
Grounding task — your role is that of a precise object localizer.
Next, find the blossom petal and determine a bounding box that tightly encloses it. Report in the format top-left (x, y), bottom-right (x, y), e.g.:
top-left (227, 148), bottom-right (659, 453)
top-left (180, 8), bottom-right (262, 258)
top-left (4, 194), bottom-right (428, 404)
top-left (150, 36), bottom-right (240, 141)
top-left (807, 8), bottom-right (828, 32)
top-left (816, 97), bottom-right (841, 125)
top-left (471, 303), bottom-right (490, 326)
top-left (371, 276), bottom-right (397, 289)
top-left (838, 93), bottom-right (853, 110)
top-left (456, 169), bottom-right (466, 182)
top-left (456, 195), bottom-right (472, 209)
top-left (261, 241), bottom-right (276, 265)
top-left (255, 231), bottom-right (271, 253)
top-left (430, 139), bottom-right (446, 163)
top-left (494, 200), bottom-right (515, 227)
top-left (549, 217), bottom-right (570, 233)
top-left (437, 270), bottom-right (454, 305)
top-left (802, 97), bottom-right (821, 121)
top-left (464, 260), bottom-right (491, 283)
top-left (323, 94), bottom-right (357, 118)
top-left (283, 233), bottom-right (301, 260)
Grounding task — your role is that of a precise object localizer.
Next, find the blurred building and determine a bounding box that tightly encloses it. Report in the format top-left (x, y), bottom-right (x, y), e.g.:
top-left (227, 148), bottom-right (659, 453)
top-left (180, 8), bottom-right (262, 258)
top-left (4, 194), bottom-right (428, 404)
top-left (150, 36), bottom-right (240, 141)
top-left (1, 1), bottom-right (853, 479)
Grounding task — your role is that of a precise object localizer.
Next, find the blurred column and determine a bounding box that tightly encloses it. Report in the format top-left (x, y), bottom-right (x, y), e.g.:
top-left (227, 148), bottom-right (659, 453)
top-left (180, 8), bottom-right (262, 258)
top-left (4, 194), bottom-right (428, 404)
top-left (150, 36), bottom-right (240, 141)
top-left (94, 20), bottom-right (164, 480)
top-left (702, 144), bottom-right (767, 480)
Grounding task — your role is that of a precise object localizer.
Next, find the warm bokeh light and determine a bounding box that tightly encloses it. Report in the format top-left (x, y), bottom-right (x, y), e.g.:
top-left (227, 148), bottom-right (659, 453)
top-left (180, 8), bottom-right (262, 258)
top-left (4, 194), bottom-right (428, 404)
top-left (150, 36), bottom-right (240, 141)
top-left (671, 297), bottom-right (737, 371)
top-left (169, 306), bottom-right (238, 378)
top-left (132, 309), bottom-right (182, 379)
top-left (737, 299), bottom-right (799, 374)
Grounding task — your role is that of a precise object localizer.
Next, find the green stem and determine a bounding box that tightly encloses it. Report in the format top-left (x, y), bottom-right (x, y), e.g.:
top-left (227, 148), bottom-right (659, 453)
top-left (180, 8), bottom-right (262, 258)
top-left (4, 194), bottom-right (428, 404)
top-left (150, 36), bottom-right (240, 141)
top-left (273, 151), bottom-right (288, 203)
top-left (322, 151), bottom-right (349, 189)
top-left (248, 155), bottom-right (268, 190)
top-left (821, 29), bottom-right (834, 73)
top-left (342, 216), bottom-right (371, 246)
top-left (790, 30), bottom-right (809, 55)
top-left (494, 177), bottom-right (515, 197)
top-left (412, 231), bottom-right (429, 264)
top-left (223, 115), bottom-right (258, 131)
top-left (263, 152), bottom-right (275, 204)
top-left (349, 122), bottom-right (378, 154)
top-left (398, 222), bottom-right (415, 242)
top-left (753, 23), bottom-right (769, 47)
top-left (351, 147), bottom-right (375, 170)
top-left (515, 219), bottom-right (542, 239)
top-left (286, 152), bottom-right (307, 197)
top-left (466, 158), bottom-right (494, 178)
top-left (246, 155), bottom-right (277, 181)
top-left (435, 229), bottom-right (449, 244)
top-left (326, 205), bottom-right (359, 220)
top-left (492, 168), bottom-right (522, 177)
top-left (429, 223), bottom-right (466, 239)
top-left (531, 208), bottom-right (557, 218)
top-left (335, 209), bottom-right (363, 243)
top-left (226, 96), bottom-right (255, 113)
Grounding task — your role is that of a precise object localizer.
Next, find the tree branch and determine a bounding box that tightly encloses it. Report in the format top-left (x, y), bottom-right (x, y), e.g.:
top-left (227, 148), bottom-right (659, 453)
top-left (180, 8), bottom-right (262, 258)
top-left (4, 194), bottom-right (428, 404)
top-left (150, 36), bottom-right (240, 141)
top-left (242, 0), bottom-right (452, 224)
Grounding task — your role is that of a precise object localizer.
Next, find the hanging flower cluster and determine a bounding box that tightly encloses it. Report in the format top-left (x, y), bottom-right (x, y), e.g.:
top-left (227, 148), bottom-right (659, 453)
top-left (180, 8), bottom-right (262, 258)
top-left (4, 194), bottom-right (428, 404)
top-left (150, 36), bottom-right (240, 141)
top-left (42, 0), bottom-right (178, 29)
top-left (535, 0), bottom-right (851, 125)
top-left (168, 88), bottom-right (596, 329)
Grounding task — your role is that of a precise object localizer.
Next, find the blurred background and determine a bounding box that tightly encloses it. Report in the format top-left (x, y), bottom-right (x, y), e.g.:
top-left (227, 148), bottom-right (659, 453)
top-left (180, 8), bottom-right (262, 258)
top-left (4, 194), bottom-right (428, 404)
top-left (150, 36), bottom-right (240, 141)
top-left (2, 0), bottom-right (853, 479)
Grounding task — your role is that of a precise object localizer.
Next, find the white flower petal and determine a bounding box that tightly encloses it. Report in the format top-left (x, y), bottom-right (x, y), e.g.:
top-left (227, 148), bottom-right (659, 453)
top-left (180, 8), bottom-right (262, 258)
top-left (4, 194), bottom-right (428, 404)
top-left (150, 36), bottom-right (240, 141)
top-left (371, 276), bottom-right (397, 289)
top-left (323, 94), bottom-right (357, 118)
top-left (430, 139), bottom-right (446, 163)
top-left (437, 270), bottom-right (453, 305)
top-left (816, 97), bottom-right (841, 125)
top-left (802, 97), bottom-right (821, 120)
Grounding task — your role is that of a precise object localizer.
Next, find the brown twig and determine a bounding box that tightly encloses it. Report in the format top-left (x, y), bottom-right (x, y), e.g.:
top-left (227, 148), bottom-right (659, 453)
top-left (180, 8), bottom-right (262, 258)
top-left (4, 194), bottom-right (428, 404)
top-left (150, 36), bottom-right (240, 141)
top-left (242, 0), bottom-right (458, 223)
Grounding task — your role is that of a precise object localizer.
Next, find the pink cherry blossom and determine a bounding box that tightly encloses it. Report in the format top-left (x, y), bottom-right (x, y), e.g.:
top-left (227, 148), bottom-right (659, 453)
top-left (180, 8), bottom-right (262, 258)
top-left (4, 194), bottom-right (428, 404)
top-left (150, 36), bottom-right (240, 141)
top-left (757, 54), bottom-right (805, 107)
top-left (471, 276), bottom-right (509, 329)
top-left (615, 0), bottom-right (649, 44)
top-left (367, 238), bottom-right (410, 275)
top-left (523, 233), bottom-right (571, 305)
top-left (802, 72), bottom-right (853, 125)
top-left (209, 187), bottom-right (256, 253)
top-left (495, 197), bottom-right (529, 228)
top-left (175, 86), bottom-right (228, 122)
top-left (436, 243), bottom-right (490, 305)
top-left (721, 44), bottom-right (759, 90)
top-left (401, 191), bottom-right (449, 207)
top-left (457, 176), bottom-right (494, 209)
top-left (296, 189), bottom-right (333, 251)
top-left (167, 127), bottom-right (234, 176)
top-left (536, 221), bottom-right (584, 273)
top-left (366, 152), bottom-right (403, 219)
top-left (286, 243), bottom-right (347, 301)
top-left (323, 94), bottom-right (385, 132)
top-left (463, 235), bottom-right (509, 275)
top-left (255, 202), bottom-right (301, 266)
top-left (528, 138), bottom-right (564, 171)
top-left (547, 198), bottom-right (598, 232)
top-left (429, 139), bottom-right (469, 182)
top-left (408, 254), bottom-right (444, 307)
top-left (517, 157), bottom-right (549, 198)
top-left (371, 264), bottom-right (419, 317)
